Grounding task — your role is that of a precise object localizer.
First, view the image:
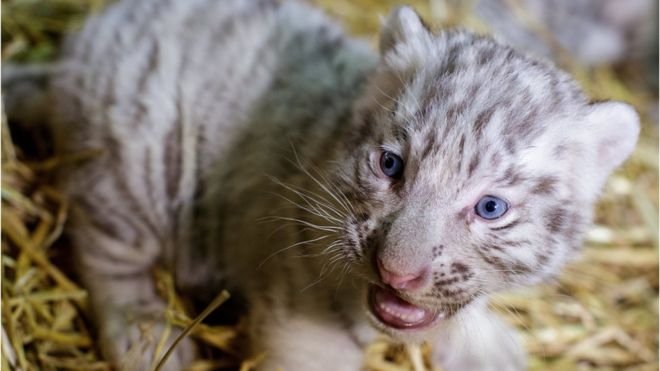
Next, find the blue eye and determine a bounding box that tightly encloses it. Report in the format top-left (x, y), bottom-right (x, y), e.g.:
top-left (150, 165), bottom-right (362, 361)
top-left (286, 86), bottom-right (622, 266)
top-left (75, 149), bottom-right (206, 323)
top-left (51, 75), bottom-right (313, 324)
top-left (475, 195), bottom-right (508, 220)
top-left (379, 151), bottom-right (404, 179)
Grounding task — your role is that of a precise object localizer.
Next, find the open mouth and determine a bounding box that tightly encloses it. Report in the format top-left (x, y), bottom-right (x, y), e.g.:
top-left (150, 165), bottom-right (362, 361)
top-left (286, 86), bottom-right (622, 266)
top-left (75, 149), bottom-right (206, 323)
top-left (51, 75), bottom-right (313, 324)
top-left (368, 285), bottom-right (442, 330)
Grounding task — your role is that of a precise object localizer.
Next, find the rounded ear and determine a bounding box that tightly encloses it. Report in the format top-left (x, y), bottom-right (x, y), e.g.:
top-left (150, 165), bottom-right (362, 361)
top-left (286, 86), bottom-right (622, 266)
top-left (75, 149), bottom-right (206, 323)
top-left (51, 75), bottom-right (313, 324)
top-left (379, 6), bottom-right (429, 56)
top-left (574, 101), bottom-right (640, 198)
top-left (583, 101), bottom-right (640, 174)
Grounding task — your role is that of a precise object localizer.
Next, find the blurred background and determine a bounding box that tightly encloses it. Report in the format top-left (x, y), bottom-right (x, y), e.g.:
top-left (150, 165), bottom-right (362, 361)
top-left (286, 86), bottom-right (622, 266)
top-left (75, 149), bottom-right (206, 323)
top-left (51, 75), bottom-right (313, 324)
top-left (2, 0), bottom-right (658, 370)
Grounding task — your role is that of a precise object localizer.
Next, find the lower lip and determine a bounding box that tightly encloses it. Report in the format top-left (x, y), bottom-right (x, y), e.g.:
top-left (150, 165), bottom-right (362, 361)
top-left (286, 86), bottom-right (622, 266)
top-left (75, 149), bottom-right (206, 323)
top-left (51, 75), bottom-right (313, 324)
top-left (368, 285), bottom-right (441, 330)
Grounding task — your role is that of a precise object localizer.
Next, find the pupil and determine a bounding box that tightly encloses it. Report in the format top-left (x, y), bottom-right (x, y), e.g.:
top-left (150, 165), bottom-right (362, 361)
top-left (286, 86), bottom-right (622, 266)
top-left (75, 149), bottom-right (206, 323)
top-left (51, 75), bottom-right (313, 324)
top-left (485, 200), bottom-right (497, 213)
top-left (385, 157), bottom-right (394, 169)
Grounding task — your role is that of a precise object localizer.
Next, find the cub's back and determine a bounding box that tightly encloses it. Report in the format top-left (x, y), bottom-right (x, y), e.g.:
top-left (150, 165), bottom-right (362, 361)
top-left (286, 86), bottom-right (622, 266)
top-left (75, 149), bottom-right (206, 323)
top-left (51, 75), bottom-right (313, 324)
top-left (52, 0), bottom-right (294, 177)
top-left (48, 0), bottom-right (376, 276)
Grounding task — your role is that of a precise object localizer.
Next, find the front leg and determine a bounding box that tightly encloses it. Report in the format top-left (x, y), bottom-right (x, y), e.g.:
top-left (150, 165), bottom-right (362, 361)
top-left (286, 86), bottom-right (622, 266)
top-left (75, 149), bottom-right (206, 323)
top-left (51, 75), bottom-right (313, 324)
top-left (82, 272), bottom-right (196, 371)
top-left (247, 305), bottom-right (367, 371)
top-left (433, 300), bottom-right (526, 371)
top-left (70, 205), bottom-right (197, 371)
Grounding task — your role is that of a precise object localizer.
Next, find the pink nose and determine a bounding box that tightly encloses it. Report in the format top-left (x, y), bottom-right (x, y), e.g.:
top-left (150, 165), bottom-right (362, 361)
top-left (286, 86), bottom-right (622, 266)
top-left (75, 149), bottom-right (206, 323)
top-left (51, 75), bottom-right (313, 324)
top-left (377, 258), bottom-right (428, 290)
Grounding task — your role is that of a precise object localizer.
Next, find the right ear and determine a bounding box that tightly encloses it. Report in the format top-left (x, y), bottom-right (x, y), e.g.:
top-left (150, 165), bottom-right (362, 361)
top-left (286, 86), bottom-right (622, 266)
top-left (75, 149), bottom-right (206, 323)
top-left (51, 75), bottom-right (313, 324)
top-left (567, 100), bottom-right (640, 201)
top-left (379, 6), bottom-right (429, 56)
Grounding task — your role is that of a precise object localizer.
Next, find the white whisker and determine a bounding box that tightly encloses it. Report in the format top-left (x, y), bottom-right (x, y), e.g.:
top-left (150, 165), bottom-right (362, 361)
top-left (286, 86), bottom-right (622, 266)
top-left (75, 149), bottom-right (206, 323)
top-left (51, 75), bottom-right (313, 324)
top-left (257, 234), bottom-right (333, 269)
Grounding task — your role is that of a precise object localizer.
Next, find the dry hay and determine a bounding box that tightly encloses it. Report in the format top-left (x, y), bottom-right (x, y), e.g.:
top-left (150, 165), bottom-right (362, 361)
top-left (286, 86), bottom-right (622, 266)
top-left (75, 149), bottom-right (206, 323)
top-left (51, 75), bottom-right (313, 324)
top-left (1, 0), bottom-right (658, 370)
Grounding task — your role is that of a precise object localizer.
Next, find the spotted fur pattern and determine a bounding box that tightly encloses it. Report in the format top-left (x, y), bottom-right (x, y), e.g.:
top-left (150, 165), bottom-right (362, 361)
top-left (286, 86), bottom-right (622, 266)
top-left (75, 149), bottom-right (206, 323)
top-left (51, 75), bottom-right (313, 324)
top-left (43, 1), bottom-right (639, 370)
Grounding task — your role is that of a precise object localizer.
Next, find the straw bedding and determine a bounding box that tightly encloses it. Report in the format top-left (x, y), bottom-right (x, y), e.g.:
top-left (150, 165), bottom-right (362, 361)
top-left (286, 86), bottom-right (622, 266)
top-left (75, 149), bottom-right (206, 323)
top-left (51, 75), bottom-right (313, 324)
top-left (2, 0), bottom-right (657, 370)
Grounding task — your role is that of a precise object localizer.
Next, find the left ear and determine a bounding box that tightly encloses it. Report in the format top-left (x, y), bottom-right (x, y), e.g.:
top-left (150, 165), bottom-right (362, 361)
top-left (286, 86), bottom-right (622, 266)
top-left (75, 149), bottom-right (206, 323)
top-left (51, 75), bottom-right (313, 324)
top-left (577, 101), bottom-right (640, 193)
top-left (379, 6), bottom-right (429, 56)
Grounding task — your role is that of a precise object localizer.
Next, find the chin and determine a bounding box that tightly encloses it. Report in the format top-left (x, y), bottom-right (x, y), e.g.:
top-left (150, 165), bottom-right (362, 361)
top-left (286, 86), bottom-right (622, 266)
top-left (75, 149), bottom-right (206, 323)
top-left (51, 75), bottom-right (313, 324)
top-left (364, 283), bottom-right (452, 342)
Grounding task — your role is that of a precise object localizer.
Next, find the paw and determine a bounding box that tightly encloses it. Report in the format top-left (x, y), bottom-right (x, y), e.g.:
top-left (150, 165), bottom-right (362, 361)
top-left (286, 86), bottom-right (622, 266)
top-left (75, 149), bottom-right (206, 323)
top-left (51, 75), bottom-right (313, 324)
top-left (97, 304), bottom-right (197, 371)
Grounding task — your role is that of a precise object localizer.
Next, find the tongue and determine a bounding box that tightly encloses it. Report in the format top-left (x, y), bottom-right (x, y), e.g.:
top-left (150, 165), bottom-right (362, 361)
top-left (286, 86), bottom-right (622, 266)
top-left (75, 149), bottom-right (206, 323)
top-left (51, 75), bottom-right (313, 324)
top-left (369, 285), bottom-right (438, 329)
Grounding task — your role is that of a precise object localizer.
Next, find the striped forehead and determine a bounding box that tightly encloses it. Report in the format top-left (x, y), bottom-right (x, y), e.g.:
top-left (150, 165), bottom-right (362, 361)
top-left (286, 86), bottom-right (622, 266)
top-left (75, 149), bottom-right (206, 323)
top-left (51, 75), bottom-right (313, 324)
top-left (366, 31), bottom-right (590, 197)
top-left (386, 32), bottom-right (585, 144)
top-left (386, 98), bottom-right (569, 196)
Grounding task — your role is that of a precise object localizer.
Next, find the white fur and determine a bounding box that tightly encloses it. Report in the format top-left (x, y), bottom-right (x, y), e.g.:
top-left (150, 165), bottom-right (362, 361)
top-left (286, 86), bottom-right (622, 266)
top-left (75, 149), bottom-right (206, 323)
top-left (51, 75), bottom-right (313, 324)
top-left (33, 2), bottom-right (639, 370)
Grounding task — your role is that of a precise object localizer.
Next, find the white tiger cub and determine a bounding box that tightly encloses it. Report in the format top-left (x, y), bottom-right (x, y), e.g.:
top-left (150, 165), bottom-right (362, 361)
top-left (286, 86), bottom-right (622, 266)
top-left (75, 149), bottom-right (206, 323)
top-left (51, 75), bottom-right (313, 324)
top-left (31, 0), bottom-right (640, 370)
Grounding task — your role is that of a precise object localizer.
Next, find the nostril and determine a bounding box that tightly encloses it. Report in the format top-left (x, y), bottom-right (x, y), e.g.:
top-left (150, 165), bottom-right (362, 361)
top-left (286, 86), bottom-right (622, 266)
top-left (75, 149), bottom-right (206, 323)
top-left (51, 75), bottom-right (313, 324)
top-left (377, 258), bottom-right (428, 290)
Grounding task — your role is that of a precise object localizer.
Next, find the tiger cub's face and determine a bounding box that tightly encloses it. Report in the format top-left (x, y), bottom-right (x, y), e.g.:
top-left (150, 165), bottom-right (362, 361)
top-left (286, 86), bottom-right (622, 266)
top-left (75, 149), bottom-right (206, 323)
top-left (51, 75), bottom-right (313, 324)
top-left (329, 7), bottom-right (639, 339)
